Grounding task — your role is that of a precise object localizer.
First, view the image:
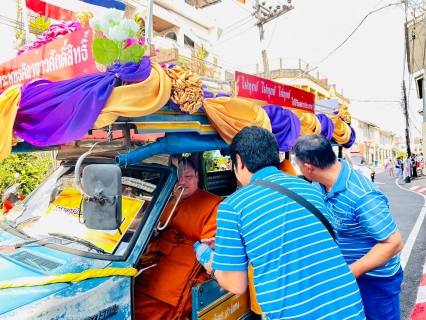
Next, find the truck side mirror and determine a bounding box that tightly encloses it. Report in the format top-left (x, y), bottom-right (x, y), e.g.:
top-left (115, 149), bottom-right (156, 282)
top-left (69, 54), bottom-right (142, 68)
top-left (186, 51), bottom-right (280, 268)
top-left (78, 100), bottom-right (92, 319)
top-left (82, 164), bottom-right (122, 230)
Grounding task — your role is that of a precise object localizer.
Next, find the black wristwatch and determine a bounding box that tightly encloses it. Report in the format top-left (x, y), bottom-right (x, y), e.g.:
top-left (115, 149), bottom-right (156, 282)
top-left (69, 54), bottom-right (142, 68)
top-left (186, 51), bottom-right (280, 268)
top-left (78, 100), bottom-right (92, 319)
top-left (210, 268), bottom-right (217, 281)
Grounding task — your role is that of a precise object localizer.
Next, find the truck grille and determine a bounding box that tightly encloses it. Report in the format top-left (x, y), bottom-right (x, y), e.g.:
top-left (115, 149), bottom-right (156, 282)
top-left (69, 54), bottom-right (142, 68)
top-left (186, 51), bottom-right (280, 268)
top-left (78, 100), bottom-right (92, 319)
top-left (9, 251), bottom-right (63, 272)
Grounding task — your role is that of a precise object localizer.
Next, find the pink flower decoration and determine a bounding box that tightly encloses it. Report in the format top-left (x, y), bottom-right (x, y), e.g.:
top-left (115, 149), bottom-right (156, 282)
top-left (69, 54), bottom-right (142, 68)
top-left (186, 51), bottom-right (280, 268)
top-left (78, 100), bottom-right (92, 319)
top-left (17, 21), bottom-right (82, 55)
top-left (125, 38), bottom-right (139, 48)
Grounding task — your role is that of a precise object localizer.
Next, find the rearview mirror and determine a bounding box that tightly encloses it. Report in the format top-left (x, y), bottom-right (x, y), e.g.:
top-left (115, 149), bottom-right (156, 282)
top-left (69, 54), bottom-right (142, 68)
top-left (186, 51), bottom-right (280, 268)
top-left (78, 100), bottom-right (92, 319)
top-left (82, 164), bottom-right (122, 230)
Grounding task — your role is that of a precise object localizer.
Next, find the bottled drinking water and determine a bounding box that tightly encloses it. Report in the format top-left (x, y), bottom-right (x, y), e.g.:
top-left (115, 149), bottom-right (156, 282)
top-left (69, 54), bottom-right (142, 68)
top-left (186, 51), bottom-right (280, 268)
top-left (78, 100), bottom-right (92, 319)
top-left (194, 241), bottom-right (214, 267)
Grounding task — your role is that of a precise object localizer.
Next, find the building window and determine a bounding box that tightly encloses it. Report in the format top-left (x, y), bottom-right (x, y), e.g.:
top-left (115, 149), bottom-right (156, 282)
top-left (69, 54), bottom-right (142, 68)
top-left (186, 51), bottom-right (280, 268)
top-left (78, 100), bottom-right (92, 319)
top-left (165, 31), bottom-right (177, 41)
top-left (184, 35), bottom-right (195, 48)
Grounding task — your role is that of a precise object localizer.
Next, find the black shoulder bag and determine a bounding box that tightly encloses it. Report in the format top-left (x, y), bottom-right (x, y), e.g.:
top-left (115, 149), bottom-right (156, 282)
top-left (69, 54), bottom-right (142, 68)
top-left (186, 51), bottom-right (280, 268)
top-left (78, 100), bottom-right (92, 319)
top-left (250, 180), bottom-right (335, 241)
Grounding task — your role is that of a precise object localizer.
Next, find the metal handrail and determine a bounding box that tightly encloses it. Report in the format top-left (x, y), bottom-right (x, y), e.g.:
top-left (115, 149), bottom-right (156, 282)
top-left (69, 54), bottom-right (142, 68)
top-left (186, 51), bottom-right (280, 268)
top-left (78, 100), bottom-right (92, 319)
top-left (157, 185), bottom-right (185, 231)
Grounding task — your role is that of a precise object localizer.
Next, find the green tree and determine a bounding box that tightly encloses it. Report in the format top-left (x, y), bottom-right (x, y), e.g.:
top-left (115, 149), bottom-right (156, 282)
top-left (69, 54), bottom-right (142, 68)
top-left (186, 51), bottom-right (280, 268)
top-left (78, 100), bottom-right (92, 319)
top-left (395, 151), bottom-right (407, 159)
top-left (0, 153), bottom-right (53, 205)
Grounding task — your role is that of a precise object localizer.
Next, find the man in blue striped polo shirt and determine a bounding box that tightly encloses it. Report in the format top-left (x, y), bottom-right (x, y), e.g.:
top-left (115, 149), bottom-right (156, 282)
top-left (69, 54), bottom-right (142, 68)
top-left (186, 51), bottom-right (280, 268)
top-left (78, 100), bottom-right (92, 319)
top-left (293, 134), bottom-right (403, 320)
top-left (205, 127), bottom-right (365, 319)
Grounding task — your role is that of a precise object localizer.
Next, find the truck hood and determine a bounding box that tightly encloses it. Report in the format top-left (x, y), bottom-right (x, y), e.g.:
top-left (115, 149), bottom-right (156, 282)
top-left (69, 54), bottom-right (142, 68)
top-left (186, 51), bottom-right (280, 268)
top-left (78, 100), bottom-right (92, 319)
top-left (0, 230), bottom-right (110, 315)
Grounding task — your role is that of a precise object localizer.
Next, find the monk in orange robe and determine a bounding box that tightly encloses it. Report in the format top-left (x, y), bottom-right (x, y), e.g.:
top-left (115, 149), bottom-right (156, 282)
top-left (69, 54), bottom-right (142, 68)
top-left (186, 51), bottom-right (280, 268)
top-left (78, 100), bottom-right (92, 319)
top-left (134, 158), bottom-right (222, 320)
top-left (279, 158), bottom-right (297, 176)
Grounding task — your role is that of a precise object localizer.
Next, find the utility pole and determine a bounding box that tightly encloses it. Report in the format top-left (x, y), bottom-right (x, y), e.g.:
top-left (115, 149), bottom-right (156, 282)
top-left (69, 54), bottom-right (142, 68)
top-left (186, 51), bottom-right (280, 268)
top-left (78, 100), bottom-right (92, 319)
top-left (146, 0), bottom-right (154, 45)
top-left (402, 80), bottom-right (412, 157)
top-left (422, 0), bottom-right (426, 173)
top-left (252, 0), bottom-right (294, 79)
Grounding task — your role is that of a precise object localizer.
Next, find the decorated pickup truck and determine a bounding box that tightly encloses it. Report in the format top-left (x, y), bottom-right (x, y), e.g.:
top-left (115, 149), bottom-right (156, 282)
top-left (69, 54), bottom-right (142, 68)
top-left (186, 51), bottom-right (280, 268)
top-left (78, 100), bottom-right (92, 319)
top-left (0, 7), bottom-right (356, 320)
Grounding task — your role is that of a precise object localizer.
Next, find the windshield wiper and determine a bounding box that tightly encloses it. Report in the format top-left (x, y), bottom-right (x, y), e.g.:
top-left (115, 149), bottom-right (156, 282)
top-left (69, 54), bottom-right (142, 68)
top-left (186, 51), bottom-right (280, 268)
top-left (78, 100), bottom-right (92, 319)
top-left (0, 224), bottom-right (31, 238)
top-left (48, 233), bottom-right (107, 254)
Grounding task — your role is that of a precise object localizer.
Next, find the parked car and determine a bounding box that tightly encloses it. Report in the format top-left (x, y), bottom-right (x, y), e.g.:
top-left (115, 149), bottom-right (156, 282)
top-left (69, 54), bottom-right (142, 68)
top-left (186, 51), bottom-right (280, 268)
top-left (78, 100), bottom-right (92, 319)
top-left (347, 152), bottom-right (372, 179)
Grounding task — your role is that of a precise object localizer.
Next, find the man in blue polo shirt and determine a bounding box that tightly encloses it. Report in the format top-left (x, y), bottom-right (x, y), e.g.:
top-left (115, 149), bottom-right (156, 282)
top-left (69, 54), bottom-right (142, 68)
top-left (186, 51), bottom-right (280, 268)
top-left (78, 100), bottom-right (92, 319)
top-left (293, 134), bottom-right (403, 320)
top-left (204, 127), bottom-right (365, 319)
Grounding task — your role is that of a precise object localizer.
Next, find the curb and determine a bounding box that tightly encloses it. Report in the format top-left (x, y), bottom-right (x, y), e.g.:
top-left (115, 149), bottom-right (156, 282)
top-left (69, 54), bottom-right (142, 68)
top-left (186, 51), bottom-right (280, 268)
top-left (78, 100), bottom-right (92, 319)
top-left (410, 263), bottom-right (426, 320)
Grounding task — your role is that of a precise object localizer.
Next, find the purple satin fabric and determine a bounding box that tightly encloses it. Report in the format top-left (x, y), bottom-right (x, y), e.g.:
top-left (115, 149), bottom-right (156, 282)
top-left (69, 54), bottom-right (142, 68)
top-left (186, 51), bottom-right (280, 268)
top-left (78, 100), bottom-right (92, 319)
top-left (316, 114), bottom-right (334, 140)
top-left (263, 105), bottom-right (301, 152)
top-left (14, 57), bottom-right (151, 146)
top-left (203, 92), bottom-right (214, 98)
top-left (201, 85), bottom-right (213, 99)
top-left (341, 125), bottom-right (356, 148)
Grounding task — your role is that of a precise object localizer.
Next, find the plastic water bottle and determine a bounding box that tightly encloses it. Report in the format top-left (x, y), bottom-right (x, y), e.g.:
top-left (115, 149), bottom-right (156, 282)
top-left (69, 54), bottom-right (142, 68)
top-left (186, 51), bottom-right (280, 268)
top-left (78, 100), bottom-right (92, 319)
top-left (194, 241), bottom-right (214, 267)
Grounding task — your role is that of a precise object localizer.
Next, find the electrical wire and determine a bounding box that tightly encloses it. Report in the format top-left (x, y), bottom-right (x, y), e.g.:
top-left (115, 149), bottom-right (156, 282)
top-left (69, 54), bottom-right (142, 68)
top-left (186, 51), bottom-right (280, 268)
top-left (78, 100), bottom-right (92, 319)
top-left (348, 99), bottom-right (401, 103)
top-left (218, 25), bottom-right (255, 44)
top-left (222, 15), bottom-right (253, 32)
top-left (221, 17), bottom-right (254, 36)
top-left (409, 118), bottom-right (422, 134)
top-left (312, 2), bottom-right (403, 65)
top-left (231, 0), bottom-right (253, 15)
top-left (266, 15), bottom-right (280, 51)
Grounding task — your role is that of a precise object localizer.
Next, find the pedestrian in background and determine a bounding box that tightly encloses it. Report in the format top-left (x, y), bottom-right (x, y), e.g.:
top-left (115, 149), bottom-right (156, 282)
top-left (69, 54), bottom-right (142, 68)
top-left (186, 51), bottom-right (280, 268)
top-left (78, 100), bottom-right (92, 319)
top-left (411, 154), bottom-right (418, 179)
top-left (293, 134), bottom-right (403, 320)
top-left (205, 127), bottom-right (365, 320)
top-left (387, 158), bottom-right (395, 178)
top-left (404, 155), bottom-right (411, 180)
top-left (395, 157), bottom-right (403, 178)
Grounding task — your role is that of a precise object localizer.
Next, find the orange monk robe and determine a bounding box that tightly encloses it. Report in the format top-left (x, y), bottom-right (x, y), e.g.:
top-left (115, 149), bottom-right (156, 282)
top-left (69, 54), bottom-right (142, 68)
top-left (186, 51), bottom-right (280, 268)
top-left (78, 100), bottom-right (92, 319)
top-left (134, 189), bottom-right (222, 320)
top-left (279, 159), bottom-right (297, 176)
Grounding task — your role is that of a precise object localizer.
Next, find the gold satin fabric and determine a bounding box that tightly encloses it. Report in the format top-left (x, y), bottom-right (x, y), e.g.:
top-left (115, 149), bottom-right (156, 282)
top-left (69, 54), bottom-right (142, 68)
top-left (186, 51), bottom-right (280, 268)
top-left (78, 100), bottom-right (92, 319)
top-left (203, 97), bottom-right (272, 144)
top-left (93, 62), bottom-right (172, 129)
top-left (0, 85), bottom-right (22, 161)
top-left (292, 109), bottom-right (322, 136)
top-left (330, 115), bottom-right (351, 144)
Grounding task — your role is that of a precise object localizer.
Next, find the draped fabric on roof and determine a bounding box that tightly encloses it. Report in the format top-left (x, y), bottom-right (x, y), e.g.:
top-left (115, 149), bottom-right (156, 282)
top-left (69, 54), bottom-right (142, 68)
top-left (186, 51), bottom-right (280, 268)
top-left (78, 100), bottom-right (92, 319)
top-left (317, 114), bottom-right (335, 141)
top-left (341, 125), bottom-right (356, 149)
top-left (292, 109), bottom-right (322, 136)
top-left (0, 85), bottom-right (22, 160)
top-left (13, 58), bottom-right (151, 147)
top-left (203, 97), bottom-right (272, 145)
top-left (330, 115), bottom-right (351, 145)
top-left (263, 105), bottom-right (301, 152)
top-left (0, 55), bottom-right (356, 160)
top-left (93, 62), bottom-right (171, 128)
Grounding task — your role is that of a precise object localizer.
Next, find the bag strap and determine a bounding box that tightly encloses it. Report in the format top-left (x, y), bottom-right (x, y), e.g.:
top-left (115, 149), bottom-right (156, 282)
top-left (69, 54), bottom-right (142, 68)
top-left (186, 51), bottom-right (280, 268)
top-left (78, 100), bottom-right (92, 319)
top-left (250, 180), bottom-right (335, 241)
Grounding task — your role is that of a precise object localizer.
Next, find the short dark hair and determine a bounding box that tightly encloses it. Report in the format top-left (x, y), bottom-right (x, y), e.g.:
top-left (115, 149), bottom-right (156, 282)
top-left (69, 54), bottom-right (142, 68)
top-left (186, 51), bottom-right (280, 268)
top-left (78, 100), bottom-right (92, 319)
top-left (292, 134), bottom-right (337, 169)
top-left (179, 157), bottom-right (197, 172)
top-left (229, 126), bottom-right (280, 173)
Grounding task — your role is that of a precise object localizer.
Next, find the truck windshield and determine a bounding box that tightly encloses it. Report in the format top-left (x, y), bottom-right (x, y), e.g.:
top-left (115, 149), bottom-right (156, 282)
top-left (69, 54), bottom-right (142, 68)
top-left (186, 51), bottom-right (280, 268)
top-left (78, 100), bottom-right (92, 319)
top-left (1, 164), bottom-right (166, 256)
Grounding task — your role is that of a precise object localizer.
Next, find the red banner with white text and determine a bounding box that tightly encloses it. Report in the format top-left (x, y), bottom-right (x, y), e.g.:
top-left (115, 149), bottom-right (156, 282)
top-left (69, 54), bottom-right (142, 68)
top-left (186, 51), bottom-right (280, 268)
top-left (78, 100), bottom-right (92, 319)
top-left (26, 0), bottom-right (75, 21)
top-left (235, 71), bottom-right (315, 113)
top-left (0, 27), bottom-right (99, 91)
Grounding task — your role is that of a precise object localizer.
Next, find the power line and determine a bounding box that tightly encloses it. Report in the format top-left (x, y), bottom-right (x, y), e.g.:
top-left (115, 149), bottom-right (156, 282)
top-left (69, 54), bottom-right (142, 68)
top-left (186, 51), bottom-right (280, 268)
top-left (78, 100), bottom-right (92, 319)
top-left (409, 118), bottom-right (422, 135)
top-left (231, 0), bottom-right (253, 15)
top-left (218, 25), bottom-right (255, 44)
top-left (266, 15), bottom-right (280, 51)
top-left (348, 99), bottom-right (401, 103)
top-left (221, 17), bottom-right (254, 36)
top-left (222, 15), bottom-right (253, 32)
top-left (312, 3), bottom-right (403, 65)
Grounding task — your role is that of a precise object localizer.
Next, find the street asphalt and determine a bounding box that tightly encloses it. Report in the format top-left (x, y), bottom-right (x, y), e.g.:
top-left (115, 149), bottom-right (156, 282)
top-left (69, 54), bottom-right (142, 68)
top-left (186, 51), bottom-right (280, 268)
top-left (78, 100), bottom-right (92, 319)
top-left (372, 170), bottom-right (426, 320)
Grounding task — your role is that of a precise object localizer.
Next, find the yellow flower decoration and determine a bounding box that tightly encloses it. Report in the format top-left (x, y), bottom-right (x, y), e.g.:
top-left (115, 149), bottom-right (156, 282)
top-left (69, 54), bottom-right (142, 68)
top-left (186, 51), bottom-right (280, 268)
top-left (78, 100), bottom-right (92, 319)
top-left (338, 104), bottom-right (351, 123)
top-left (76, 9), bottom-right (94, 28)
top-left (164, 66), bottom-right (203, 114)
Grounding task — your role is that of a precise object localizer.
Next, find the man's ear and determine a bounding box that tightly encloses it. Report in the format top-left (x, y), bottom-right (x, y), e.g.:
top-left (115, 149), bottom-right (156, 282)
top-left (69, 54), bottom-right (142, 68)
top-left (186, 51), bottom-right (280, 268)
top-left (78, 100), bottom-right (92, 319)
top-left (236, 154), bottom-right (245, 170)
top-left (304, 163), bottom-right (314, 173)
top-left (195, 171), bottom-right (199, 182)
